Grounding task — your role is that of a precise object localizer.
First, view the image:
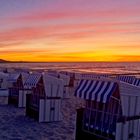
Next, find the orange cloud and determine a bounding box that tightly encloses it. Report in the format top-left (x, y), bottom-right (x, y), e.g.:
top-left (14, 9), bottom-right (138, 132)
top-left (0, 42), bottom-right (24, 48)
top-left (114, 55), bottom-right (140, 62)
top-left (0, 22), bottom-right (139, 45)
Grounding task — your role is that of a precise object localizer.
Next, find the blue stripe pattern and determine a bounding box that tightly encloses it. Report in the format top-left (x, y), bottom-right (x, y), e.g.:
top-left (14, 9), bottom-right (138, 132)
top-left (81, 73), bottom-right (109, 79)
top-left (116, 75), bottom-right (135, 84)
top-left (100, 82), bottom-right (110, 102)
top-left (132, 78), bottom-right (140, 86)
top-left (88, 81), bottom-right (99, 100)
top-left (83, 80), bottom-right (93, 99)
top-left (24, 74), bottom-right (42, 89)
top-left (75, 79), bottom-right (118, 103)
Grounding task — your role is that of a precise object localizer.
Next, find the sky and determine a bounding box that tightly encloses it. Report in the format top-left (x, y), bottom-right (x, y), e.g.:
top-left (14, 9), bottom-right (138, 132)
top-left (0, 0), bottom-right (140, 62)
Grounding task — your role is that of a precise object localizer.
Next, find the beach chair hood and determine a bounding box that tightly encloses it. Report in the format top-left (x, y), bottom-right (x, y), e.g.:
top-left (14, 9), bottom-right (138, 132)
top-left (43, 74), bottom-right (64, 98)
top-left (119, 82), bottom-right (140, 116)
top-left (24, 73), bottom-right (42, 89)
top-left (7, 73), bottom-right (21, 83)
top-left (75, 79), bottom-right (119, 103)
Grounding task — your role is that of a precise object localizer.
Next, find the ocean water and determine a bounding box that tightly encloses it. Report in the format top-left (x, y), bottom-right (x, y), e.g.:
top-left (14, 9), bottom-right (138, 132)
top-left (0, 62), bottom-right (140, 74)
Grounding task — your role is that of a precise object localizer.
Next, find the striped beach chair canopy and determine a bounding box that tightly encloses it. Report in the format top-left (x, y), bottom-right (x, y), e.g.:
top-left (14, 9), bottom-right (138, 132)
top-left (132, 78), bottom-right (140, 86)
top-left (75, 79), bottom-right (119, 103)
top-left (75, 73), bottom-right (110, 80)
top-left (81, 74), bottom-right (100, 79)
top-left (24, 73), bottom-right (42, 89)
top-left (115, 75), bottom-right (135, 84)
top-left (7, 73), bottom-right (21, 82)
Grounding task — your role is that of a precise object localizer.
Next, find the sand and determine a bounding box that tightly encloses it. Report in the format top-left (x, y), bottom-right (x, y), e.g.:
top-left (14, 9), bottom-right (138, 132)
top-left (0, 93), bottom-right (84, 140)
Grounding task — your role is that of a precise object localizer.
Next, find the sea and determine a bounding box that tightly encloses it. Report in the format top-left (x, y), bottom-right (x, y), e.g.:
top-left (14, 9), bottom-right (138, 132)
top-left (0, 62), bottom-right (140, 74)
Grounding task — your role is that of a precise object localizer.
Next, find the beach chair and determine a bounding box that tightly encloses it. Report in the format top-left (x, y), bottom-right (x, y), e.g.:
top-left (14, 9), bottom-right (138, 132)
top-left (8, 73), bottom-right (24, 107)
top-left (75, 79), bottom-right (140, 140)
top-left (26, 74), bottom-right (63, 122)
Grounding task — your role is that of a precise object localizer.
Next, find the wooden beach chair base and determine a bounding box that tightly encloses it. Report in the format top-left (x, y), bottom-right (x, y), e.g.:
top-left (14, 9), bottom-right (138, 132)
top-left (75, 108), bottom-right (115, 140)
top-left (26, 94), bottom-right (62, 123)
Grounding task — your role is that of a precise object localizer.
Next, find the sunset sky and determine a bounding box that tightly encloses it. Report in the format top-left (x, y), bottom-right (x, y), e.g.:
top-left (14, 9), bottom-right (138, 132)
top-left (0, 0), bottom-right (140, 62)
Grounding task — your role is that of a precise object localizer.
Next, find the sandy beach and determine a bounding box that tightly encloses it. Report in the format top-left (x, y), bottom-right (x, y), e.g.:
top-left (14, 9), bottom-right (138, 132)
top-left (0, 92), bottom-right (84, 140)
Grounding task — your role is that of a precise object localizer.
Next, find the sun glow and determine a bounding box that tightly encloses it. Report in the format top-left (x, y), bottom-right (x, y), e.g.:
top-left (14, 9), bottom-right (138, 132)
top-left (0, 0), bottom-right (140, 62)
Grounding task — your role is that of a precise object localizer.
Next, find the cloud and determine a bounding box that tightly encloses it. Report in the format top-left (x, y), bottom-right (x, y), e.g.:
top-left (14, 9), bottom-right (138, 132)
top-left (1, 5), bottom-right (140, 26)
top-left (0, 2), bottom-right (140, 43)
top-left (20, 8), bottom-right (140, 21)
top-left (114, 55), bottom-right (140, 62)
top-left (0, 20), bottom-right (139, 44)
top-left (0, 41), bottom-right (24, 48)
top-left (0, 27), bottom-right (47, 42)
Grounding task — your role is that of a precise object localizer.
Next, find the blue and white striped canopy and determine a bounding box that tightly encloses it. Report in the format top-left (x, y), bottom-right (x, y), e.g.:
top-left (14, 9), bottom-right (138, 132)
top-left (80, 73), bottom-right (109, 79)
top-left (116, 75), bottom-right (135, 84)
top-left (132, 78), bottom-right (140, 86)
top-left (75, 79), bottom-right (118, 103)
top-left (24, 74), bottom-right (42, 89)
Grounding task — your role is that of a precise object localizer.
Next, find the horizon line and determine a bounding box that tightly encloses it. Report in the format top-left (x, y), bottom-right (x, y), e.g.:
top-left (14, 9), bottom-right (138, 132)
top-left (1, 60), bottom-right (140, 63)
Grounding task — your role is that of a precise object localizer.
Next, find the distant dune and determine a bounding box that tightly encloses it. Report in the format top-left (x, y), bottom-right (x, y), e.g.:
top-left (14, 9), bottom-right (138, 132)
top-left (0, 59), bottom-right (10, 63)
top-left (0, 59), bottom-right (28, 63)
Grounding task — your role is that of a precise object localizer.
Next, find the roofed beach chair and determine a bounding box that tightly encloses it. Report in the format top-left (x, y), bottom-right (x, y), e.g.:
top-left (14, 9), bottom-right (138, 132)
top-left (74, 78), bottom-right (140, 140)
top-left (26, 73), bottom-right (64, 122)
top-left (8, 73), bottom-right (25, 107)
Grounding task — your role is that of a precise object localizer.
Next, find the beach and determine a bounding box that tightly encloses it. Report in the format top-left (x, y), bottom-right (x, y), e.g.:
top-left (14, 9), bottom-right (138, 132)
top-left (0, 62), bottom-right (140, 140)
top-left (0, 93), bottom-right (84, 140)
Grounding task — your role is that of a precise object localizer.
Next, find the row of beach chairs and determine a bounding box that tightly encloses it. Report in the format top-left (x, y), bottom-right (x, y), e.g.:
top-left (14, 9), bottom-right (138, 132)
top-left (0, 70), bottom-right (140, 140)
top-left (0, 71), bottom-right (73, 123)
top-left (47, 71), bottom-right (140, 139)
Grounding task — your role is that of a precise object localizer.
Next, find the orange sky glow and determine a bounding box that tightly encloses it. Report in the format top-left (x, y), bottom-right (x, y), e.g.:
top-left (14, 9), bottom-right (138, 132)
top-left (0, 0), bottom-right (140, 62)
